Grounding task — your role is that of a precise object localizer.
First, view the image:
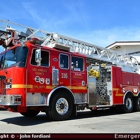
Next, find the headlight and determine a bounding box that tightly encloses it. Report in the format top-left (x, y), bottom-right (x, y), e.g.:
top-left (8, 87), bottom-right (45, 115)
top-left (5, 78), bottom-right (12, 89)
top-left (6, 84), bottom-right (12, 89)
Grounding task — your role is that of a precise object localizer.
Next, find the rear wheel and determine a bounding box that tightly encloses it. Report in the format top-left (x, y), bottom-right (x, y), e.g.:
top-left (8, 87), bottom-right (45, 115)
top-left (47, 91), bottom-right (73, 121)
top-left (122, 94), bottom-right (133, 113)
top-left (134, 95), bottom-right (140, 111)
top-left (20, 110), bottom-right (40, 117)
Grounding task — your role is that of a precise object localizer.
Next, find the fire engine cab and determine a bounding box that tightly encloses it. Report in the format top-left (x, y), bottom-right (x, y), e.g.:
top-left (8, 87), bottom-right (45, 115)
top-left (0, 19), bottom-right (140, 121)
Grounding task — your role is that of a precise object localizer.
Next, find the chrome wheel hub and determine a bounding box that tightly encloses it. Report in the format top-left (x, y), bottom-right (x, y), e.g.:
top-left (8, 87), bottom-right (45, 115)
top-left (56, 98), bottom-right (69, 115)
top-left (126, 98), bottom-right (132, 110)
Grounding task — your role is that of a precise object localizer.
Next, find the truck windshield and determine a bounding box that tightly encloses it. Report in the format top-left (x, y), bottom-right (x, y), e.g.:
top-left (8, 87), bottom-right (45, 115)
top-left (0, 46), bottom-right (28, 69)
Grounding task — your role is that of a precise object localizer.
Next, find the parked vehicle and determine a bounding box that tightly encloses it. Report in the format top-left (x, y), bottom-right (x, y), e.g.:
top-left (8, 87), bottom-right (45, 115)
top-left (0, 19), bottom-right (139, 121)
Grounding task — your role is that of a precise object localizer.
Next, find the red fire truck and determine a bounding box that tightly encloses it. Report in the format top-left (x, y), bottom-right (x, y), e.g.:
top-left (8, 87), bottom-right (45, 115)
top-left (0, 19), bottom-right (140, 121)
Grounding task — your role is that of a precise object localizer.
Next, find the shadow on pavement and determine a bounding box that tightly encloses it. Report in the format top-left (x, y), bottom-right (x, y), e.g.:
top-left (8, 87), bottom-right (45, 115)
top-left (0, 108), bottom-right (124, 126)
top-left (0, 108), bottom-right (6, 110)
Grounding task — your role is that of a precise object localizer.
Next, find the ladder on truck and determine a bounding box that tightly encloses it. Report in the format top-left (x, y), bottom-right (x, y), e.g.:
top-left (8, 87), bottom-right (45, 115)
top-left (0, 19), bottom-right (139, 73)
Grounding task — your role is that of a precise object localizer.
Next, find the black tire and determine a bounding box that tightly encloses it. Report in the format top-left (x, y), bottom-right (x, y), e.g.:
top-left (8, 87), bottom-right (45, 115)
top-left (47, 91), bottom-right (73, 121)
top-left (20, 110), bottom-right (40, 117)
top-left (121, 94), bottom-right (134, 113)
top-left (134, 95), bottom-right (140, 111)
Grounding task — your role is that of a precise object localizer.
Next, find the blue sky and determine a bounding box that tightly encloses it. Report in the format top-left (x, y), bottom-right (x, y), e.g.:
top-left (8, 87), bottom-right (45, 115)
top-left (1, 0), bottom-right (140, 49)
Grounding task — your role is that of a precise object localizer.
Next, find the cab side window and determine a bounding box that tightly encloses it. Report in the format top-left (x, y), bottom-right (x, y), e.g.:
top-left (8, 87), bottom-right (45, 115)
top-left (31, 49), bottom-right (49, 67)
top-left (41, 51), bottom-right (49, 66)
top-left (71, 57), bottom-right (84, 71)
top-left (60, 54), bottom-right (69, 69)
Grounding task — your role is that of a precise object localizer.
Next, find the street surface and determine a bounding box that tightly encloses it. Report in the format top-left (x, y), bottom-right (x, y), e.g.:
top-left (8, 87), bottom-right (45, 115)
top-left (0, 109), bottom-right (140, 133)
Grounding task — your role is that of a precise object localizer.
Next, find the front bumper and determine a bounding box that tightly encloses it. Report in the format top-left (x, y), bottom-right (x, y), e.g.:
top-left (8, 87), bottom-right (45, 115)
top-left (0, 95), bottom-right (21, 105)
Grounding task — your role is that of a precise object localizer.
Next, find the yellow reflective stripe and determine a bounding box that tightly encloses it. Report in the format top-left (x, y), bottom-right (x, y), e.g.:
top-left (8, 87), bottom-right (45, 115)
top-left (113, 88), bottom-right (119, 91)
top-left (12, 84), bottom-right (33, 88)
top-left (12, 84), bottom-right (87, 90)
top-left (46, 86), bottom-right (87, 90)
top-left (115, 93), bottom-right (124, 96)
top-left (46, 85), bottom-right (54, 89)
top-left (71, 86), bottom-right (87, 90)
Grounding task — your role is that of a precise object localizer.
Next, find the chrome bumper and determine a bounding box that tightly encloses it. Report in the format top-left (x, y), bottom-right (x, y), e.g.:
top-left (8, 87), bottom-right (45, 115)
top-left (0, 95), bottom-right (21, 105)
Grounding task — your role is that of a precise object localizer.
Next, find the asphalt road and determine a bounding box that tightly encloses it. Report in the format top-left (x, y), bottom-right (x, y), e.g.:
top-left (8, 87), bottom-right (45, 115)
top-left (0, 109), bottom-right (140, 133)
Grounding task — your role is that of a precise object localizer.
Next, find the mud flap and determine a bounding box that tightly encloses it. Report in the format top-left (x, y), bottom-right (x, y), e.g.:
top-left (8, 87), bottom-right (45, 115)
top-left (71, 104), bottom-right (77, 118)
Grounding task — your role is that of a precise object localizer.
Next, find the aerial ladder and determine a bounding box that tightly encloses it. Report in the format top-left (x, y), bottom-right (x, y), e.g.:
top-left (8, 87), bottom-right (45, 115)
top-left (0, 19), bottom-right (139, 73)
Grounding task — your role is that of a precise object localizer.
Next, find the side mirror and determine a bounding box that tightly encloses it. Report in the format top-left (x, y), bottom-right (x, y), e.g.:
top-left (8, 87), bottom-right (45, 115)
top-left (35, 49), bottom-right (41, 66)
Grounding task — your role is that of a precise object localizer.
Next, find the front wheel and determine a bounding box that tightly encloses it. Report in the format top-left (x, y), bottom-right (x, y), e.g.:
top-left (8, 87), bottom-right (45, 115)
top-left (47, 91), bottom-right (73, 121)
top-left (122, 94), bottom-right (133, 113)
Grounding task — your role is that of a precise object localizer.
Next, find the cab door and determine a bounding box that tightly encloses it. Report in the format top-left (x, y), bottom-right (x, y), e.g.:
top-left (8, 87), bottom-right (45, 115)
top-left (27, 48), bottom-right (51, 93)
top-left (58, 53), bottom-right (70, 87)
top-left (71, 55), bottom-right (87, 99)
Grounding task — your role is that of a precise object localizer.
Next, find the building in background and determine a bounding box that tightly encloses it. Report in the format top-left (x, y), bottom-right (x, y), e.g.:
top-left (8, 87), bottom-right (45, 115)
top-left (106, 41), bottom-right (140, 64)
